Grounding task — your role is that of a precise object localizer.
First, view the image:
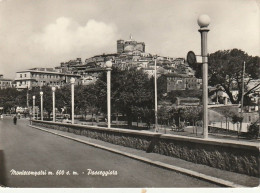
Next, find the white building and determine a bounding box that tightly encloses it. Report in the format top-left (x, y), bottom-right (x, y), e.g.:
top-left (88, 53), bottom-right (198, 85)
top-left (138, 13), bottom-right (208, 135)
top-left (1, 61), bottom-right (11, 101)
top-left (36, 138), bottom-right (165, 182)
top-left (15, 69), bottom-right (80, 89)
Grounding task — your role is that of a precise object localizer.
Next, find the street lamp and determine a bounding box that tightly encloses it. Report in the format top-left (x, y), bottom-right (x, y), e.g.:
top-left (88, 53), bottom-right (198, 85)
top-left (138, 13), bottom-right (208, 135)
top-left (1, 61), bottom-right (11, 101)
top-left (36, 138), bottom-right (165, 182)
top-left (198, 14), bottom-right (210, 138)
top-left (106, 60), bottom-right (112, 129)
top-left (32, 95), bottom-right (35, 120)
top-left (52, 87), bottom-right (56, 122)
top-left (70, 78), bottom-right (75, 124)
top-left (27, 86), bottom-right (29, 108)
top-left (154, 56), bottom-right (158, 132)
top-left (40, 91), bottom-right (43, 121)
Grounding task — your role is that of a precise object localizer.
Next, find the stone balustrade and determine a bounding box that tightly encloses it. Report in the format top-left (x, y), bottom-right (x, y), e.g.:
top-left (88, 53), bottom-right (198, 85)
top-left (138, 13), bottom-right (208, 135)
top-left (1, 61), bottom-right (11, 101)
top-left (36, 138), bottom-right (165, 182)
top-left (31, 120), bottom-right (260, 177)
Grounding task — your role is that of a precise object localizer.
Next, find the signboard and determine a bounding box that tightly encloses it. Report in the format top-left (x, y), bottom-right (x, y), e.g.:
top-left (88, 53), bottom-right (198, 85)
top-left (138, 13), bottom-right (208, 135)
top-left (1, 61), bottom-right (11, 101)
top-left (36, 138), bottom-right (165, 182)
top-left (186, 51), bottom-right (203, 69)
top-left (187, 51), bottom-right (196, 66)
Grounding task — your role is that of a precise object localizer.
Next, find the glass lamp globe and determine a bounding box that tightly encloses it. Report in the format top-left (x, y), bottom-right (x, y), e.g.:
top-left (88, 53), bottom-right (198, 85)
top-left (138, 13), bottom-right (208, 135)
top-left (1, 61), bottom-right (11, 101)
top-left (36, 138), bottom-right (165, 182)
top-left (70, 78), bottom-right (75, 84)
top-left (197, 14), bottom-right (210, 28)
top-left (105, 60), bottom-right (113, 68)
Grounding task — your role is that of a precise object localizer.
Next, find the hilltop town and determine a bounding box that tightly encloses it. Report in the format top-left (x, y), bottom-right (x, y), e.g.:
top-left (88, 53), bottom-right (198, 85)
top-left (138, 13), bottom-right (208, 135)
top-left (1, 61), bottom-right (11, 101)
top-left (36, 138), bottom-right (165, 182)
top-left (1, 35), bottom-right (199, 91)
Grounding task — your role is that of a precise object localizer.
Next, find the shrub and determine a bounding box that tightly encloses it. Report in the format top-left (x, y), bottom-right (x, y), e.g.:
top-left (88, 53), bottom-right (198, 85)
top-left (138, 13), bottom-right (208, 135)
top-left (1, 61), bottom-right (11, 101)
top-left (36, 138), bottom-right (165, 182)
top-left (247, 122), bottom-right (259, 139)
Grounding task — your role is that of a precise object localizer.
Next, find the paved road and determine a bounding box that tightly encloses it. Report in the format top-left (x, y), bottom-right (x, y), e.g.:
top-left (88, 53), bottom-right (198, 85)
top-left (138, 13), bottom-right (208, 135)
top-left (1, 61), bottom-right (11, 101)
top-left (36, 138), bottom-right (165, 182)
top-left (0, 117), bottom-right (219, 187)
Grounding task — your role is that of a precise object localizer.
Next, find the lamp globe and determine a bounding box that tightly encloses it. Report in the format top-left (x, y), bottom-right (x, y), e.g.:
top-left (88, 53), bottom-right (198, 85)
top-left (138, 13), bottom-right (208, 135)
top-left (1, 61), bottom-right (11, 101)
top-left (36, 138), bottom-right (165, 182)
top-left (197, 14), bottom-right (210, 28)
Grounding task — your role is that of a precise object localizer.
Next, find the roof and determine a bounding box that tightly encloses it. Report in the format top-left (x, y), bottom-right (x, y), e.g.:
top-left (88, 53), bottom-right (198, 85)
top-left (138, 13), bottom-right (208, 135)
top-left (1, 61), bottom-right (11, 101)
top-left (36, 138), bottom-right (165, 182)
top-left (176, 97), bottom-right (200, 101)
top-left (14, 78), bottom-right (37, 81)
top-left (163, 73), bottom-right (189, 78)
top-left (84, 68), bottom-right (106, 72)
top-left (16, 70), bottom-right (80, 77)
top-left (0, 78), bottom-right (13, 81)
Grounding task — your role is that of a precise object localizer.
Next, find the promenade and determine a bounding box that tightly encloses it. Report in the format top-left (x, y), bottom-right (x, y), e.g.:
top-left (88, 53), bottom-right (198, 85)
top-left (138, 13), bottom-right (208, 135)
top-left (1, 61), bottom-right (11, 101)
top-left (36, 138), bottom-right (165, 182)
top-left (0, 116), bottom-right (258, 187)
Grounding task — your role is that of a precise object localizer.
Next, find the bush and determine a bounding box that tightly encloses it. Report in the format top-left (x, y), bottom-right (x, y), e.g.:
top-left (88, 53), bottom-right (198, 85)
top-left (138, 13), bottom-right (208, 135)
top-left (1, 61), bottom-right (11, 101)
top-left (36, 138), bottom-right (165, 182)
top-left (247, 122), bottom-right (259, 139)
top-left (232, 114), bottom-right (243, 124)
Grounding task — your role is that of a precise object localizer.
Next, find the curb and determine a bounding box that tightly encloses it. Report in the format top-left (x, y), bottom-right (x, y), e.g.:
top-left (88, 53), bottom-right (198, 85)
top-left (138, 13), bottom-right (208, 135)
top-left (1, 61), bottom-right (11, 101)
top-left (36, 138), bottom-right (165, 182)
top-left (29, 125), bottom-right (246, 188)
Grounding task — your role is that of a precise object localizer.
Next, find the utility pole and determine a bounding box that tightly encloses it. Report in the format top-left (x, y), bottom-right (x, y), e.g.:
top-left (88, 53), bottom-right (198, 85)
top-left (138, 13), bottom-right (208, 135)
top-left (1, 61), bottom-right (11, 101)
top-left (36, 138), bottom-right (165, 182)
top-left (240, 61), bottom-right (245, 133)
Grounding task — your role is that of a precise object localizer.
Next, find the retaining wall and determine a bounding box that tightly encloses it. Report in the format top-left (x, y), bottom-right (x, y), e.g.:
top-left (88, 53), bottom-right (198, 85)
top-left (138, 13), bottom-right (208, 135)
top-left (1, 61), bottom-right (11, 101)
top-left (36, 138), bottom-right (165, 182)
top-left (31, 120), bottom-right (260, 177)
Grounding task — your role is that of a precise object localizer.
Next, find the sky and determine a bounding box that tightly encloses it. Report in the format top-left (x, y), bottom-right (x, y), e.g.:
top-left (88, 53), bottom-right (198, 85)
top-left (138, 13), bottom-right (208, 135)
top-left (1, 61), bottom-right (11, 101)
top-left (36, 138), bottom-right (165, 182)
top-left (0, 0), bottom-right (259, 79)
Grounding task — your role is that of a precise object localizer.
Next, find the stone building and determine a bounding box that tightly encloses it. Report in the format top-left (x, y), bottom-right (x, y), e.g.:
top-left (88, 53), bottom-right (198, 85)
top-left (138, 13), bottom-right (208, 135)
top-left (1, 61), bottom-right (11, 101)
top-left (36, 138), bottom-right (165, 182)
top-left (117, 35), bottom-right (145, 54)
top-left (160, 74), bottom-right (202, 93)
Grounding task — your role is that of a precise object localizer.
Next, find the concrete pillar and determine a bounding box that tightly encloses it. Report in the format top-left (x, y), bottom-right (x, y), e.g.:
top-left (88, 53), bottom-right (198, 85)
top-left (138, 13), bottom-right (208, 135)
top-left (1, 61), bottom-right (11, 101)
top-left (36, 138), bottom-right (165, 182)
top-left (106, 61), bottom-right (113, 129)
top-left (154, 57), bottom-right (158, 132)
top-left (70, 78), bottom-right (75, 124)
top-left (32, 96), bottom-right (35, 120)
top-left (40, 91), bottom-right (43, 121)
top-left (198, 14), bottom-right (210, 139)
top-left (52, 87), bottom-right (56, 122)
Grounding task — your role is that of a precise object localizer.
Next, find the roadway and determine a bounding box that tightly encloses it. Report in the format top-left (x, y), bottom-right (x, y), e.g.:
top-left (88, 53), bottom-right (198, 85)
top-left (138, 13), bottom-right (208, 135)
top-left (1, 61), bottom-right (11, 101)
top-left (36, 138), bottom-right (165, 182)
top-left (0, 116), bottom-right (219, 187)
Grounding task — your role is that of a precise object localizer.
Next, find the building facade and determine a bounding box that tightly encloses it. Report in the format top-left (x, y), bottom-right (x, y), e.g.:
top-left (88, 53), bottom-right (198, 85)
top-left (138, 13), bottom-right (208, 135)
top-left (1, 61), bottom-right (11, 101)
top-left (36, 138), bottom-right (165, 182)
top-left (160, 74), bottom-right (202, 93)
top-left (0, 74), bottom-right (14, 89)
top-left (14, 69), bottom-right (80, 90)
top-left (117, 36), bottom-right (145, 54)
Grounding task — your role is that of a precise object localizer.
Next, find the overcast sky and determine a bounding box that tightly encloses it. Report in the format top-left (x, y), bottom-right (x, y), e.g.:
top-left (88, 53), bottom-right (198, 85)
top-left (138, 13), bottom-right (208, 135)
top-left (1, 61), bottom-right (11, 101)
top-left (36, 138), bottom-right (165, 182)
top-left (0, 0), bottom-right (259, 78)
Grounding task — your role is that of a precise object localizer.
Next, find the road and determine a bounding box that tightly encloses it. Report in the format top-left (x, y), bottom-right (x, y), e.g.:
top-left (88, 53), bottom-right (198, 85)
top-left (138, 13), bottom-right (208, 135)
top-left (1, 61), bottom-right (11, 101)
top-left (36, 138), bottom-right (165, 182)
top-left (0, 116), bottom-right (219, 187)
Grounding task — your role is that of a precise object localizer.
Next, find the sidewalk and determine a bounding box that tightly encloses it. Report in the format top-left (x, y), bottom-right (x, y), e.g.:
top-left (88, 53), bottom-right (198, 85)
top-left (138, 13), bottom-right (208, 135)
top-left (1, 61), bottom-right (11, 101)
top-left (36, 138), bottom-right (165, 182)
top-left (29, 124), bottom-right (259, 187)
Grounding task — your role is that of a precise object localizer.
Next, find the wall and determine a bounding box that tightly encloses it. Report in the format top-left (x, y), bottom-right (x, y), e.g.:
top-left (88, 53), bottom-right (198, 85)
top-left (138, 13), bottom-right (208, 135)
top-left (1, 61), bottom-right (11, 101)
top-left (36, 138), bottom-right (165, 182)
top-left (32, 120), bottom-right (260, 177)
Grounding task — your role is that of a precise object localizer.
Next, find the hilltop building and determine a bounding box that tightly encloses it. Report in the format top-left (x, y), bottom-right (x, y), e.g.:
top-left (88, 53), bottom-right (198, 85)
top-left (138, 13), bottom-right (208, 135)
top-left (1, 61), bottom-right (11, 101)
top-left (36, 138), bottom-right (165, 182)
top-left (16, 36), bottom-right (194, 87)
top-left (0, 74), bottom-right (14, 89)
top-left (117, 35), bottom-right (145, 54)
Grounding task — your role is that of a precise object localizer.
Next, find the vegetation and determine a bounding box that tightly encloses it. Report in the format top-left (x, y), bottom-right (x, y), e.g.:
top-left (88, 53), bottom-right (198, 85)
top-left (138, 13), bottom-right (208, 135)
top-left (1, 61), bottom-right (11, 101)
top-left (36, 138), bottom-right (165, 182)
top-left (0, 48), bottom-right (259, 133)
top-left (247, 122), bottom-right (259, 139)
top-left (0, 67), bottom-right (155, 127)
top-left (208, 49), bottom-right (260, 104)
top-left (189, 49), bottom-right (260, 104)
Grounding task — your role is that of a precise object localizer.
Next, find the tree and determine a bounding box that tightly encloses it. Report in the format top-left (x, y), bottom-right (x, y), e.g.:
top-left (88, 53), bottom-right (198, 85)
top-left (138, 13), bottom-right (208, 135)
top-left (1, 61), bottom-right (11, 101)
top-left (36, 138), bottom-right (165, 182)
top-left (94, 67), bottom-right (154, 126)
top-left (0, 88), bottom-right (27, 113)
top-left (182, 106), bottom-right (202, 135)
top-left (212, 106), bottom-right (238, 131)
top-left (208, 49), bottom-right (260, 104)
top-left (29, 86), bottom-right (52, 119)
top-left (56, 85), bottom-right (71, 117)
top-left (158, 104), bottom-right (171, 125)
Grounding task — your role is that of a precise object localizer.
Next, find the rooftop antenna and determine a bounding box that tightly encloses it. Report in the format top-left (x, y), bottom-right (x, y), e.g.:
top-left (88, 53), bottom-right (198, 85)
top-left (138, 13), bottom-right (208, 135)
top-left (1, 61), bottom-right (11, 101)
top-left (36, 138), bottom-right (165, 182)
top-left (130, 33), bottom-right (133, 40)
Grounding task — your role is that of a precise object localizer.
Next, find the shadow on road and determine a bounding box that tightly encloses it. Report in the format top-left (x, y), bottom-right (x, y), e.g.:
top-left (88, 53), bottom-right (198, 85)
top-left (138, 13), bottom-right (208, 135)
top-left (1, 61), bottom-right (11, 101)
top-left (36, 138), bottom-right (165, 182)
top-left (0, 150), bottom-right (7, 187)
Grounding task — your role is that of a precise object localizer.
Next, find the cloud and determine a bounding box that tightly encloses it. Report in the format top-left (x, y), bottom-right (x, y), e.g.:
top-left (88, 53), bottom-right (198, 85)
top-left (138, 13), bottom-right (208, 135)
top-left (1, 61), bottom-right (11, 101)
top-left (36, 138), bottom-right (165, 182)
top-left (0, 17), bottom-right (118, 78)
top-left (32, 17), bottom-right (118, 58)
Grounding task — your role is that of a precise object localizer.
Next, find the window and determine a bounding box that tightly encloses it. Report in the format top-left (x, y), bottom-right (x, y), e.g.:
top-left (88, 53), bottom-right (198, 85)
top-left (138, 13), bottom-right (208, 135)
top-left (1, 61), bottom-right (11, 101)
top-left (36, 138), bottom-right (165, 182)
top-left (20, 74), bottom-right (22, 78)
top-left (24, 74), bottom-right (27, 78)
top-left (248, 116), bottom-right (251, 122)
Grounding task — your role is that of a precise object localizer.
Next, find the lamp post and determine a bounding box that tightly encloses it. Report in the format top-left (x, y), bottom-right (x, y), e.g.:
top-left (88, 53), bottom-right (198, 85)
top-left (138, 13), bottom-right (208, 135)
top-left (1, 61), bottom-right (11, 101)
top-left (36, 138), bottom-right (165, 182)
top-left (106, 60), bottom-right (112, 129)
top-left (40, 91), bottom-right (43, 121)
top-left (240, 61), bottom-right (245, 133)
top-left (27, 86), bottom-right (29, 108)
top-left (32, 96), bottom-right (35, 120)
top-left (154, 56), bottom-right (158, 132)
top-left (70, 78), bottom-right (75, 124)
top-left (198, 14), bottom-right (210, 139)
top-left (52, 87), bottom-right (56, 122)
